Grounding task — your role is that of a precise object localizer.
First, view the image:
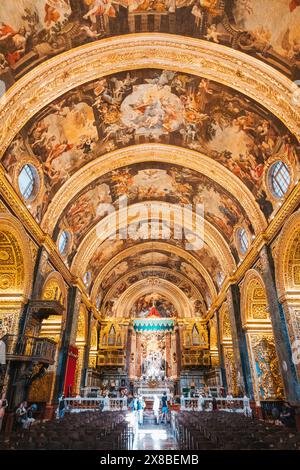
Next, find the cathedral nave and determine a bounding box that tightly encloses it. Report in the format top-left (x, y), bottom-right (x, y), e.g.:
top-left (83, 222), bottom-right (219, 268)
top-left (0, 0), bottom-right (300, 455)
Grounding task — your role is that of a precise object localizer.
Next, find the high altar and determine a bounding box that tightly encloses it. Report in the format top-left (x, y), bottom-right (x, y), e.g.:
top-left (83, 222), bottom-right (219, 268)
top-left (93, 298), bottom-right (217, 397)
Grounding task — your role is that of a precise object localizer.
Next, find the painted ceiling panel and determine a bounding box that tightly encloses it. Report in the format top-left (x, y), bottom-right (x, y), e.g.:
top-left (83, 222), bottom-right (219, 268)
top-left (2, 69), bottom-right (298, 227)
top-left (0, 0), bottom-right (299, 91)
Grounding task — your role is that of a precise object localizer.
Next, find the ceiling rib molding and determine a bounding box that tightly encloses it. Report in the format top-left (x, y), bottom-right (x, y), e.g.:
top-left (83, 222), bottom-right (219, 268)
top-left (42, 144), bottom-right (266, 236)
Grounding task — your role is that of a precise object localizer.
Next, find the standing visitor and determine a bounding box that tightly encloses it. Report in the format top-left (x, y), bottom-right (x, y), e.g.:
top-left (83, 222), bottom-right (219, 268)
top-left (0, 394), bottom-right (8, 432)
top-left (243, 394), bottom-right (252, 417)
top-left (280, 402), bottom-right (296, 429)
top-left (153, 395), bottom-right (160, 425)
top-left (103, 392), bottom-right (110, 411)
top-left (212, 397), bottom-right (218, 411)
top-left (161, 392), bottom-right (168, 424)
top-left (22, 403), bottom-right (37, 429)
top-left (15, 401), bottom-right (28, 430)
top-left (58, 394), bottom-right (66, 419)
top-left (137, 395), bottom-right (145, 425)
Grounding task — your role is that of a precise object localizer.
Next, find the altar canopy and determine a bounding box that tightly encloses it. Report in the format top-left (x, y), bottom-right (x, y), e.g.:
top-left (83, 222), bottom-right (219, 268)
top-left (133, 318), bottom-right (174, 331)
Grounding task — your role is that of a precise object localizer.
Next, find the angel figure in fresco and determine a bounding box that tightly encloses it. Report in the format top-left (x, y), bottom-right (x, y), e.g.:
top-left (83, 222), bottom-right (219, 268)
top-left (83, 0), bottom-right (117, 32)
top-left (0, 22), bottom-right (15, 42)
top-left (44, 0), bottom-right (71, 28)
top-left (43, 140), bottom-right (73, 181)
top-left (0, 23), bottom-right (30, 67)
top-left (205, 24), bottom-right (223, 43)
top-left (237, 0), bottom-right (253, 15)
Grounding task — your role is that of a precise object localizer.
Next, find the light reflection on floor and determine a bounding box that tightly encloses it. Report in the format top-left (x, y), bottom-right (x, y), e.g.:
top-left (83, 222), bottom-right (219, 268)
top-left (132, 424), bottom-right (178, 450)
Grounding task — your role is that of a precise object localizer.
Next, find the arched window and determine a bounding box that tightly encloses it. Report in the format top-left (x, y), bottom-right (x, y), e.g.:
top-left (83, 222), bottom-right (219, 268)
top-left (102, 334), bottom-right (107, 346)
top-left (83, 271), bottom-right (91, 288)
top-left (58, 230), bottom-right (70, 255)
top-left (269, 161), bottom-right (291, 198)
top-left (237, 227), bottom-right (249, 255)
top-left (108, 325), bottom-right (116, 345)
top-left (192, 325), bottom-right (200, 345)
top-left (18, 164), bottom-right (39, 201)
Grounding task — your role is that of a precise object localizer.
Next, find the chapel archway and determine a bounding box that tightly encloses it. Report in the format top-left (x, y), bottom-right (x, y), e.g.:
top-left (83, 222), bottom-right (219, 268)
top-left (219, 302), bottom-right (238, 396)
top-left (0, 213), bottom-right (33, 396)
top-left (28, 272), bottom-right (67, 405)
top-left (240, 270), bottom-right (284, 402)
top-left (275, 210), bottom-right (300, 381)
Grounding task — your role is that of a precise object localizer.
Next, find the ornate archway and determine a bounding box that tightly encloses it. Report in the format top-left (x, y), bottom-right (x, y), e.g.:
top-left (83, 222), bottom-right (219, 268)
top-left (275, 210), bottom-right (300, 380)
top-left (240, 270), bottom-right (284, 402)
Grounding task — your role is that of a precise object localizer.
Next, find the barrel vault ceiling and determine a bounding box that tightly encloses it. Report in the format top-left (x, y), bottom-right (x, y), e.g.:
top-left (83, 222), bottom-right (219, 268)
top-left (0, 0), bottom-right (300, 320)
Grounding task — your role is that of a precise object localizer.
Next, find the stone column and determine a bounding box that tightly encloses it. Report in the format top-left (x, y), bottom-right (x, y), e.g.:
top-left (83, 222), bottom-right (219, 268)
top-left (258, 245), bottom-right (300, 406)
top-left (127, 326), bottom-right (136, 380)
top-left (170, 329), bottom-right (178, 379)
top-left (136, 332), bottom-right (142, 378)
top-left (216, 310), bottom-right (227, 394)
top-left (165, 332), bottom-right (171, 378)
top-left (227, 284), bottom-right (254, 398)
top-left (176, 325), bottom-right (182, 379)
top-left (80, 309), bottom-right (92, 391)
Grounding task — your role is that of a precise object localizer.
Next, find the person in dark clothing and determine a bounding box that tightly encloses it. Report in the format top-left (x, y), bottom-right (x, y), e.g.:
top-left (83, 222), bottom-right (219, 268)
top-left (212, 397), bottom-right (218, 411)
top-left (15, 402), bottom-right (28, 430)
top-left (161, 392), bottom-right (168, 424)
top-left (58, 394), bottom-right (66, 419)
top-left (280, 402), bottom-right (296, 429)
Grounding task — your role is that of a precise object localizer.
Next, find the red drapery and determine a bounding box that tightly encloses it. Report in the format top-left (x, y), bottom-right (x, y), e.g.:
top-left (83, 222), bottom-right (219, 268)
top-left (64, 345), bottom-right (78, 397)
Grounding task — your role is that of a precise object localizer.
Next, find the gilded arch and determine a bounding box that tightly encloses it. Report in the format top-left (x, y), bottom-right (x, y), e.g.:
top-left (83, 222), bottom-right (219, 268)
top-left (42, 144), bottom-right (266, 236)
top-left (0, 34), bottom-right (299, 163)
top-left (71, 200), bottom-right (235, 279)
top-left (0, 213), bottom-right (34, 299)
top-left (240, 269), bottom-right (284, 401)
top-left (90, 241), bottom-right (218, 305)
top-left (113, 278), bottom-right (193, 319)
top-left (274, 209), bottom-right (300, 381)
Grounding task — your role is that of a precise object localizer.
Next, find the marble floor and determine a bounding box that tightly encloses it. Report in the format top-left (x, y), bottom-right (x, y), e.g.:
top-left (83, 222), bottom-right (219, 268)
top-left (132, 424), bottom-right (179, 450)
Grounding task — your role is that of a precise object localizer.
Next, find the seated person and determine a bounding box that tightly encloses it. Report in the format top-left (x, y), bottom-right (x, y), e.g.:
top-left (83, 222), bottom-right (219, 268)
top-left (280, 402), bottom-right (296, 429)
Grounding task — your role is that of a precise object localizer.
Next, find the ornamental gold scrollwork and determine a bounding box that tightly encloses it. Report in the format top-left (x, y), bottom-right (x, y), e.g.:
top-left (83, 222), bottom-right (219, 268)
top-left (250, 334), bottom-right (284, 401)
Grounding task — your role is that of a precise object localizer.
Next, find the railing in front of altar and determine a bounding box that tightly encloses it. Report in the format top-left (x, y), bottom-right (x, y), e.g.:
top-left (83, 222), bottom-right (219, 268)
top-left (64, 397), bottom-right (128, 412)
top-left (180, 397), bottom-right (251, 414)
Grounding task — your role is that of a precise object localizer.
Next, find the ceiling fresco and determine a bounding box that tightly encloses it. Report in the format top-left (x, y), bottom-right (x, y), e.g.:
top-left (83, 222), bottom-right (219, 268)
top-left (101, 267), bottom-right (206, 314)
top-left (96, 248), bottom-right (213, 305)
top-left (85, 238), bottom-right (223, 290)
top-left (130, 293), bottom-right (178, 318)
top-left (0, 0), bottom-right (299, 91)
top-left (1, 2), bottom-right (299, 321)
top-left (3, 69), bottom-right (299, 227)
top-left (52, 162), bottom-right (254, 262)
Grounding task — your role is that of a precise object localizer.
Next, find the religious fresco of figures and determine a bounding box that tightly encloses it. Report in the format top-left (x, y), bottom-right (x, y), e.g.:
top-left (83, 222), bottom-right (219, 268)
top-left (101, 268), bottom-right (207, 316)
top-left (0, 1), bottom-right (299, 88)
top-left (130, 293), bottom-right (177, 317)
top-left (3, 69), bottom-right (298, 228)
top-left (97, 250), bottom-right (211, 298)
top-left (53, 162), bottom-right (253, 262)
top-left (86, 235), bottom-right (222, 291)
